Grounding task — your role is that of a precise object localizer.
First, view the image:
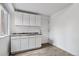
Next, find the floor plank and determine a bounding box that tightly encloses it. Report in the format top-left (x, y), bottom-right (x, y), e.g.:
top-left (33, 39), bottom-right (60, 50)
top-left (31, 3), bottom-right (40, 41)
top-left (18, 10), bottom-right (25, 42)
top-left (15, 44), bottom-right (73, 56)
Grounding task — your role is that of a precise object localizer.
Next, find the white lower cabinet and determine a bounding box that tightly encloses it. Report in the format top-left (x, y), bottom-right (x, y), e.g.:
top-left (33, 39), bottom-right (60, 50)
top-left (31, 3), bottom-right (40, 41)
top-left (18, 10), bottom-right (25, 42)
top-left (11, 35), bottom-right (41, 53)
top-left (29, 36), bottom-right (36, 49)
top-left (35, 35), bottom-right (41, 48)
top-left (11, 37), bottom-right (20, 52)
top-left (20, 37), bottom-right (29, 50)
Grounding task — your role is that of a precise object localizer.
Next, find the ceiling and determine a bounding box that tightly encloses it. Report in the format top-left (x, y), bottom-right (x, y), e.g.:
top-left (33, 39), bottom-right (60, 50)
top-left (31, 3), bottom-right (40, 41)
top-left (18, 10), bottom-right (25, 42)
top-left (13, 3), bottom-right (72, 16)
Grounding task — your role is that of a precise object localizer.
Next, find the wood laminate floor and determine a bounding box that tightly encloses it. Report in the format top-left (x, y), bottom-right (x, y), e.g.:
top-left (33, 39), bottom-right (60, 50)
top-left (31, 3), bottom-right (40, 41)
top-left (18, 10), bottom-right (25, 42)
top-left (15, 44), bottom-right (73, 56)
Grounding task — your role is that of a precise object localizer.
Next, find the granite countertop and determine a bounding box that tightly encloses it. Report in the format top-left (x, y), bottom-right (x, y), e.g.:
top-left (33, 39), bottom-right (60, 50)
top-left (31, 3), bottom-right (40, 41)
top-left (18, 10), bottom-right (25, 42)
top-left (11, 33), bottom-right (42, 37)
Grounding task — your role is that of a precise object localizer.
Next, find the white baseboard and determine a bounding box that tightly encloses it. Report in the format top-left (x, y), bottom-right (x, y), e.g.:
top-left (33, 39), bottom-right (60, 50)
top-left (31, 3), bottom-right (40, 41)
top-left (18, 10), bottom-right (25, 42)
top-left (51, 43), bottom-right (75, 56)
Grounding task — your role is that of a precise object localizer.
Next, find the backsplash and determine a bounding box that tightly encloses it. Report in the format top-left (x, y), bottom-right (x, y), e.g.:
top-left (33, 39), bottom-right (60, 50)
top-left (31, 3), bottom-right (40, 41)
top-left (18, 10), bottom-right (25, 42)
top-left (12, 26), bottom-right (41, 33)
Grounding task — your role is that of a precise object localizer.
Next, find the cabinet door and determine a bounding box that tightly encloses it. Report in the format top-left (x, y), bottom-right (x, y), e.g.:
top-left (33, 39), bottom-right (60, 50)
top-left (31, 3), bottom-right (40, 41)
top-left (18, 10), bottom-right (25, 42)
top-left (29, 36), bottom-right (36, 49)
top-left (35, 35), bottom-right (41, 48)
top-left (30, 14), bottom-right (36, 26)
top-left (20, 37), bottom-right (29, 50)
top-left (23, 13), bottom-right (30, 26)
top-left (15, 12), bottom-right (22, 25)
top-left (36, 15), bottom-right (41, 26)
top-left (11, 37), bottom-right (20, 52)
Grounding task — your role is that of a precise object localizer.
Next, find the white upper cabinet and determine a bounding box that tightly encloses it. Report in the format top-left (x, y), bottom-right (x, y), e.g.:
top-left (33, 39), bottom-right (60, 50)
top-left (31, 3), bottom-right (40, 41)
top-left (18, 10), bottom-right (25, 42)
top-left (15, 12), bottom-right (23, 25)
top-left (36, 15), bottom-right (41, 26)
top-left (14, 12), bottom-right (41, 26)
top-left (30, 14), bottom-right (36, 26)
top-left (23, 13), bottom-right (30, 26)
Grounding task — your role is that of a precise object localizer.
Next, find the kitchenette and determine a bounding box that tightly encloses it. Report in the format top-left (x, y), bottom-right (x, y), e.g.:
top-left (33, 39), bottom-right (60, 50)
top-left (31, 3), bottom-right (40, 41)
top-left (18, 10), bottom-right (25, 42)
top-left (0, 3), bottom-right (75, 56)
top-left (10, 11), bottom-right (49, 54)
top-left (0, 3), bottom-right (49, 55)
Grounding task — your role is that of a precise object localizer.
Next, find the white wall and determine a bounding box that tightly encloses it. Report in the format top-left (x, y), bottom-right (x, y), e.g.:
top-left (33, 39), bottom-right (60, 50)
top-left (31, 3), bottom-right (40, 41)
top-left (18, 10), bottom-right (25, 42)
top-left (41, 15), bottom-right (49, 44)
top-left (49, 4), bottom-right (79, 56)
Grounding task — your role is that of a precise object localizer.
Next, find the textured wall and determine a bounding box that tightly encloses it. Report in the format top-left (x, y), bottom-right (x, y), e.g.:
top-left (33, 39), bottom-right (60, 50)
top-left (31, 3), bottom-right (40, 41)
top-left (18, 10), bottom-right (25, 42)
top-left (49, 4), bottom-right (79, 56)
